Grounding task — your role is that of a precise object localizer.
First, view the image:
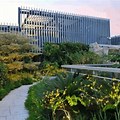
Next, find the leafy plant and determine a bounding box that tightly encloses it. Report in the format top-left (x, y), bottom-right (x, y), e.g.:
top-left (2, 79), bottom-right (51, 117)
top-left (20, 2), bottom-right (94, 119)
top-left (39, 61), bottom-right (65, 76)
top-left (0, 62), bottom-right (8, 87)
top-left (0, 33), bottom-right (40, 100)
top-left (26, 72), bottom-right (120, 120)
top-left (43, 42), bottom-right (93, 66)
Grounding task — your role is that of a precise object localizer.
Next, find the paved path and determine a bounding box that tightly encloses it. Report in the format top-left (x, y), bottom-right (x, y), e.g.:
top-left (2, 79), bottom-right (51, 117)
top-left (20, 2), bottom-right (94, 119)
top-left (0, 84), bottom-right (32, 120)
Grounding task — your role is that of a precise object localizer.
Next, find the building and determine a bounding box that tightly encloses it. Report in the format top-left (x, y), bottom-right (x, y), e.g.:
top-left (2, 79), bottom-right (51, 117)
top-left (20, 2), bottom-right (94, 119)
top-left (110, 35), bottom-right (120, 45)
top-left (0, 7), bottom-right (110, 52)
top-left (0, 24), bottom-right (19, 33)
top-left (90, 42), bottom-right (120, 55)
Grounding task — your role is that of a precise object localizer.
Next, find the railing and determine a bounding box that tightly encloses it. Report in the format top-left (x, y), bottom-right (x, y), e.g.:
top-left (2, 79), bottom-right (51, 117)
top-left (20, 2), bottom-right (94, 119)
top-left (61, 64), bottom-right (120, 80)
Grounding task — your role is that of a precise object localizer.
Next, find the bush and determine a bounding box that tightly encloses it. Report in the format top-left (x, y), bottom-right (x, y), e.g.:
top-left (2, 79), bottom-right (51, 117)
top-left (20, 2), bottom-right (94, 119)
top-left (0, 33), bottom-right (39, 100)
top-left (0, 62), bottom-right (8, 87)
top-left (0, 88), bottom-right (7, 100)
top-left (21, 77), bottom-right (33, 85)
top-left (109, 52), bottom-right (120, 64)
top-left (26, 73), bottom-right (120, 120)
top-left (43, 42), bottom-right (91, 66)
top-left (39, 61), bottom-right (65, 76)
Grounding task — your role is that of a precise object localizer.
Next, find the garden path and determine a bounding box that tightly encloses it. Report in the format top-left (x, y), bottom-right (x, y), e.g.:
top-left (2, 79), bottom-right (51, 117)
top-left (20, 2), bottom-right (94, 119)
top-left (0, 84), bottom-right (33, 120)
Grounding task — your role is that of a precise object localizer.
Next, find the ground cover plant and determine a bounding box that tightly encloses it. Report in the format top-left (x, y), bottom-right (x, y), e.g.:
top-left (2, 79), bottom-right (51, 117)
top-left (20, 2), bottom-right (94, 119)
top-left (25, 72), bottom-right (120, 120)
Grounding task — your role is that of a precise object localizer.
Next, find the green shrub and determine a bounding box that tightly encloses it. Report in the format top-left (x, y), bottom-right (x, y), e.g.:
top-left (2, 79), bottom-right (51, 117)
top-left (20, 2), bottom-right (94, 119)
top-left (26, 73), bottom-right (120, 120)
top-left (108, 52), bottom-right (120, 64)
top-left (43, 42), bottom-right (92, 66)
top-left (23, 56), bottom-right (32, 63)
top-left (0, 33), bottom-right (39, 100)
top-left (0, 88), bottom-right (7, 100)
top-left (25, 81), bottom-right (49, 120)
top-left (21, 77), bottom-right (33, 85)
top-left (39, 61), bottom-right (65, 76)
top-left (0, 62), bottom-right (8, 87)
top-left (13, 81), bottom-right (22, 88)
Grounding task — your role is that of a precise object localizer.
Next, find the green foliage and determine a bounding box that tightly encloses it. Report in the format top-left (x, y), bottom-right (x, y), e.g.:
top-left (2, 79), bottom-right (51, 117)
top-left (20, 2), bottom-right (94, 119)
top-left (43, 42), bottom-right (100, 66)
top-left (0, 72), bottom-right (34, 100)
top-left (23, 56), bottom-right (32, 63)
top-left (21, 77), bottom-right (33, 85)
top-left (25, 81), bottom-right (49, 120)
top-left (39, 61), bottom-right (65, 76)
top-left (0, 62), bottom-right (8, 87)
top-left (0, 33), bottom-right (39, 74)
top-left (26, 73), bottom-right (120, 120)
top-left (69, 51), bottom-right (101, 64)
top-left (0, 88), bottom-right (7, 100)
top-left (0, 33), bottom-right (40, 100)
top-left (0, 80), bottom-right (21, 100)
top-left (109, 52), bottom-right (120, 63)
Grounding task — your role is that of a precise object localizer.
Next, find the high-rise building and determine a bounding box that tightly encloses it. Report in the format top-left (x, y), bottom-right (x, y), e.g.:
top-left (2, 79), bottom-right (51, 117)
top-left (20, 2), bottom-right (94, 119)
top-left (0, 7), bottom-right (110, 52)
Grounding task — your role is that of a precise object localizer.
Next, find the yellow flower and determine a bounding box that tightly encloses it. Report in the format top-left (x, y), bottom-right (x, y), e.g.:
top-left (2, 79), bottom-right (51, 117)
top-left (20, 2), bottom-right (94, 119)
top-left (87, 76), bottom-right (89, 79)
top-left (63, 90), bottom-right (66, 95)
top-left (56, 92), bottom-right (60, 97)
top-left (90, 86), bottom-right (93, 89)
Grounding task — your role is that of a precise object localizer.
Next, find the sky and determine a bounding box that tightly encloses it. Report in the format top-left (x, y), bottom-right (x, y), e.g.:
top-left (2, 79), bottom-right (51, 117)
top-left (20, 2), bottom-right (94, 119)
top-left (0, 0), bottom-right (120, 36)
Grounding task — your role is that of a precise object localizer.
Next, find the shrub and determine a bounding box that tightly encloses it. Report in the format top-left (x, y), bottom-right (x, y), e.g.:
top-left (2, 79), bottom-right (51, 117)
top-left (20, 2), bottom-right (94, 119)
top-left (39, 61), bottom-right (65, 76)
top-left (0, 33), bottom-right (39, 100)
top-left (26, 73), bottom-right (120, 120)
top-left (0, 62), bottom-right (8, 88)
top-left (0, 88), bottom-right (7, 100)
top-left (21, 77), bottom-right (33, 85)
top-left (43, 42), bottom-right (91, 66)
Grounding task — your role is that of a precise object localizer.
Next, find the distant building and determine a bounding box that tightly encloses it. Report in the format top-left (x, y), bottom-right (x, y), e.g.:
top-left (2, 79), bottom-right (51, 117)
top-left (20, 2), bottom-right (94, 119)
top-left (90, 42), bottom-right (120, 55)
top-left (0, 7), bottom-right (110, 52)
top-left (0, 24), bottom-right (19, 33)
top-left (110, 35), bottom-right (120, 45)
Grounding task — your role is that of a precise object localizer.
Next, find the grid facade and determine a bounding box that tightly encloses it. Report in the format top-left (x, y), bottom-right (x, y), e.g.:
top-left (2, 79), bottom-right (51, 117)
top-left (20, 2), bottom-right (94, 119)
top-left (0, 24), bottom-right (19, 33)
top-left (18, 7), bottom-right (110, 50)
top-left (0, 7), bottom-right (110, 52)
top-left (110, 36), bottom-right (120, 45)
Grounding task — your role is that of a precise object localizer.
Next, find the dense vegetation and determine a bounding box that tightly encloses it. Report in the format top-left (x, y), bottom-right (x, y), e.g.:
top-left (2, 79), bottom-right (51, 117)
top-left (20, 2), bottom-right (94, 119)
top-left (109, 52), bottom-right (120, 64)
top-left (108, 50), bottom-right (120, 68)
top-left (25, 41), bottom-right (120, 119)
top-left (1, 33), bottom-right (120, 119)
top-left (0, 33), bottom-right (39, 100)
top-left (25, 72), bottom-right (120, 120)
top-left (43, 42), bottom-right (101, 66)
top-left (39, 42), bottom-right (101, 76)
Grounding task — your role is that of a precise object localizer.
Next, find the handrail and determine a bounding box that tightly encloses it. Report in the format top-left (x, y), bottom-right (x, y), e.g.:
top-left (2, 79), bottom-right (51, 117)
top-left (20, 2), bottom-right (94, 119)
top-left (61, 64), bottom-right (120, 73)
top-left (61, 64), bottom-right (120, 80)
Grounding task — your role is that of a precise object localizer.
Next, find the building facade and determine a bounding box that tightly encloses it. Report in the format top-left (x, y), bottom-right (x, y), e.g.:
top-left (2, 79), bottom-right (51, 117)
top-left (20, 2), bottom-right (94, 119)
top-left (0, 7), bottom-right (110, 52)
top-left (110, 35), bottom-right (120, 45)
top-left (0, 24), bottom-right (19, 33)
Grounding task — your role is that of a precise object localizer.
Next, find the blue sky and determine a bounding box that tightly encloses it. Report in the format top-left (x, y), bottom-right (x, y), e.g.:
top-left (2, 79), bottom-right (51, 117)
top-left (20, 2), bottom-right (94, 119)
top-left (0, 0), bottom-right (120, 35)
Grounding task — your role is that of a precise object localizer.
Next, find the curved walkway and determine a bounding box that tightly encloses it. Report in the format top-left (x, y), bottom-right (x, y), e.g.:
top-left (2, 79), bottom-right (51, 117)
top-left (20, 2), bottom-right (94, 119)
top-left (0, 84), bottom-right (32, 120)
